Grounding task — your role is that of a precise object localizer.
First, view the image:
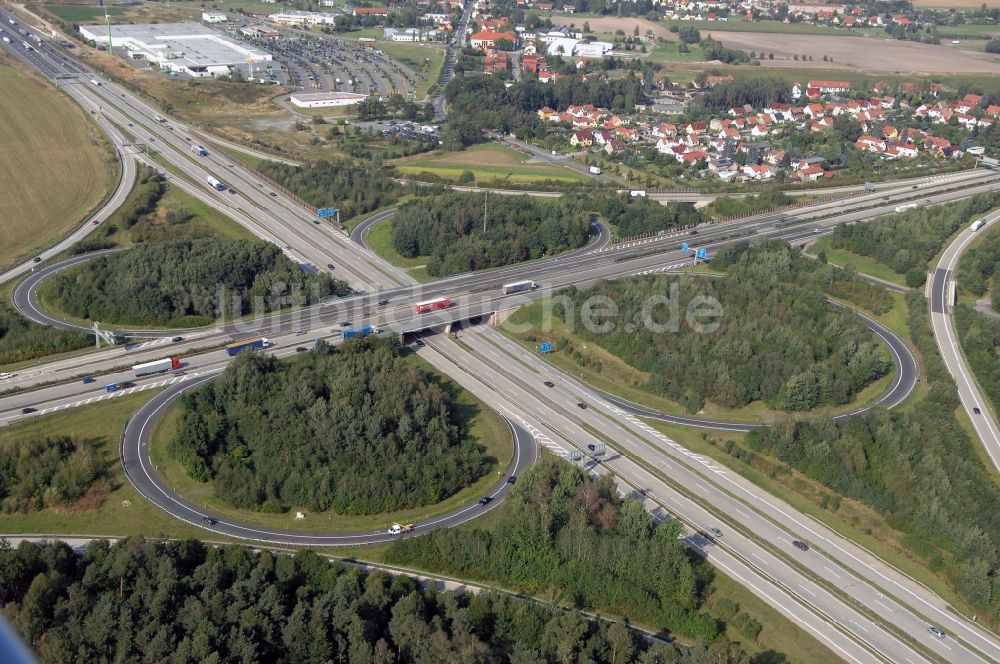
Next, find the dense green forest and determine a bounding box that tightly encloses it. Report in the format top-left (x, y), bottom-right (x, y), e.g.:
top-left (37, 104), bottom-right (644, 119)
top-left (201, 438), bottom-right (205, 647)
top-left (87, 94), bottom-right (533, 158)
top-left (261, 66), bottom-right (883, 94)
top-left (171, 337), bottom-right (490, 514)
top-left (955, 304), bottom-right (1000, 419)
top-left (0, 538), bottom-right (758, 664)
top-left (0, 437), bottom-right (109, 514)
top-left (48, 237), bottom-right (348, 326)
top-left (532, 243), bottom-right (890, 412)
top-left (830, 193), bottom-right (1000, 286)
top-left (587, 195), bottom-right (703, 237)
top-left (256, 159), bottom-right (399, 221)
top-left (747, 291), bottom-right (1000, 623)
top-left (390, 192), bottom-right (593, 276)
top-left (959, 225), bottom-right (1000, 311)
top-left (387, 459), bottom-right (722, 640)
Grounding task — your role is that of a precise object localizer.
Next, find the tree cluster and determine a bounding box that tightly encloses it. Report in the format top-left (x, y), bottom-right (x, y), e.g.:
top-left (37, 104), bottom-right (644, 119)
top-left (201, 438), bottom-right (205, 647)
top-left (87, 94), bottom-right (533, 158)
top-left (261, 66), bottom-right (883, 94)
top-left (49, 237), bottom-right (349, 326)
top-left (442, 73), bottom-right (648, 148)
top-left (830, 193), bottom-right (1000, 278)
top-left (391, 191), bottom-right (593, 276)
top-left (689, 77), bottom-right (791, 116)
top-left (387, 458), bottom-right (723, 640)
top-left (548, 243), bottom-right (890, 413)
top-left (0, 302), bottom-right (90, 366)
top-left (955, 305), bottom-right (1000, 427)
top-left (587, 195), bottom-right (703, 236)
top-left (959, 224), bottom-right (1000, 310)
top-left (0, 437), bottom-right (109, 514)
top-left (0, 537), bottom-right (758, 664)
top-left (256, 159), bottom-right (399, 221)
top-left (748, 292), bottom-right (1000, 622)
top-left (171, 338), bottom-right (490, 514)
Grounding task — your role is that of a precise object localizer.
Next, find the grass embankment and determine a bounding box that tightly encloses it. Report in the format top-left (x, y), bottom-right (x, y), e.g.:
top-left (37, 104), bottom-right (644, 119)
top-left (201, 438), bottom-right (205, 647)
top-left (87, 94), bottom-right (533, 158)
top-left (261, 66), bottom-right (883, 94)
top-left (378, 42), bottom-right (445, 99)
top-left (147, 351), bottom-right (513, 534)
top-left (808, 236), bottom-right (909, 288)
top-left (500, 292), bottom-right (896, 425)
top-left (393, 143), bottom-right (588, 185)
top-left (0, 392), bottom-right (210, 540)
top-left (362, 215), bottom-right (433, 281)
top-left (0, 54), bottom-right (114, 267)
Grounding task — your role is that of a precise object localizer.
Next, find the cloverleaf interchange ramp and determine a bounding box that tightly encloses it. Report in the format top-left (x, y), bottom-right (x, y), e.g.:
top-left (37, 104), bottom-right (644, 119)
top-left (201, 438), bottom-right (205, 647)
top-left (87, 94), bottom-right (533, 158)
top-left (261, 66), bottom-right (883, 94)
top-left (4, 11), bottom-right (1000, 662)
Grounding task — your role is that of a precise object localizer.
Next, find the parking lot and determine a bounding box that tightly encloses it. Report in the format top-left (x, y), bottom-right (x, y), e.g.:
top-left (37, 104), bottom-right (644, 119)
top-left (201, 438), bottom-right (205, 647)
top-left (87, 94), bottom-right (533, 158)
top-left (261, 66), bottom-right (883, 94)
top-left (247, 31), bottom-right (418, 99)
top-left (355, 119), bottom-right (441, 144)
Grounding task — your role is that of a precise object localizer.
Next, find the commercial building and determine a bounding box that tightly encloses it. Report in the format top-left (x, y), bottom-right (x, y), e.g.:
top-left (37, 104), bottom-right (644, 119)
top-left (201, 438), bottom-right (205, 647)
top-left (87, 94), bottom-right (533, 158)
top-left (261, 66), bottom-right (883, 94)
top-left (470, 29), bottom-right (516, 49)
top-left (201, 11), bottom-right (227, 23)
top-left (383, 27), bottom-right (441, 41)
top-left (77, 23), bottom-right (271, 77)
top-left (268, 11), bottom-right (337, 26)
top-left (289, 91), bottom-right (369, 108)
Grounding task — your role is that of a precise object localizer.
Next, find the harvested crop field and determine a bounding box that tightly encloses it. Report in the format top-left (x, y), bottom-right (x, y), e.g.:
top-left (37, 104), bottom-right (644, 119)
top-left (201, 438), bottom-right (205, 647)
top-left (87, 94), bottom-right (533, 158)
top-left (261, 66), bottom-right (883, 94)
top-left (551, 16), bottom-right (677, 41)
top-left (709, 32), bottom-right (1000, 74)
top-left (0, 55), bottom-right (111, 265)
top-left (911, 0), bottom-right (1000, 6)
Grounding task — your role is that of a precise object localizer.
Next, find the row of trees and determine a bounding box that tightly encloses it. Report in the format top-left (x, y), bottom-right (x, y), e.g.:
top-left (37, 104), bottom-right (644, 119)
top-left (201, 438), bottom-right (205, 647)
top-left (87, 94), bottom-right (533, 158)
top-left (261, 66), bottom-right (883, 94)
top-left (830, 193), bottom-right (1000, 283)
top-left (955, 305), bottom-right (1000, 429)
top-left (0, 537), bottom-right (756, 664)
top-left (256, 159), bottom-right (399, 221)
top-left (391, 192), bottom-right (593, 276)
top-left (689, 77), bottom-right (791, 116)
top-left (748, 292), bottom-right (1000, 622)
top-left (540, 243), bottom-right (890, 413)
top-left (0, 437), bottom-right (109, 514)
top-left (171, 338), bottom-right (491, 514)
top-left (387, 458), bottom-right (722, 640)
top-left (49, 237), bottom-right (349, 326)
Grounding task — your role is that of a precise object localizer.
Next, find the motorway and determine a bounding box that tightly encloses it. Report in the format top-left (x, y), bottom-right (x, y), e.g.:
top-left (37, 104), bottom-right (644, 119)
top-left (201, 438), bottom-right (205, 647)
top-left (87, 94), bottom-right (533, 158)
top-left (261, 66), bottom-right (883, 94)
top-left (930, 210), bottom-right (1000, 473)
top-left (5, 10), bottom-right (1000, 662)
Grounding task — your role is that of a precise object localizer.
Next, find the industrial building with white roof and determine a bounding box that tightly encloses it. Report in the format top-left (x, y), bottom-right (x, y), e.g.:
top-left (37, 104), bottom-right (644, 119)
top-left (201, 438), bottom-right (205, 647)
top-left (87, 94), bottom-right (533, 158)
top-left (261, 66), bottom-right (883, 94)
top-left (77, 23), bottom-right (271, 77)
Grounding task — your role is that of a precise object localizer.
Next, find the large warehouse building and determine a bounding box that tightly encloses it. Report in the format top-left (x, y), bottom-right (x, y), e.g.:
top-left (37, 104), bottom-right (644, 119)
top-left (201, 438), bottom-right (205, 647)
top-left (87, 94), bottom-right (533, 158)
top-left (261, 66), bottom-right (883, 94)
top-left (78, 23), bottom-right (271, 77)
top-left (288, 91), bottom-right (370, 108)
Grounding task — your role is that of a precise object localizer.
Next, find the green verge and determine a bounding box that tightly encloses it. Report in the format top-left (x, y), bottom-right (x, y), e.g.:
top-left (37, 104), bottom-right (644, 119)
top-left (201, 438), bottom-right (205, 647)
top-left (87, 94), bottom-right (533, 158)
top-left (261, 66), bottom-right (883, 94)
top-left (809, 236), bottom-right (909, 288)
top-left (393, 144), bottom-right (589, 185)
top-left (0, 391), bottom-right (211, 540)
top-left (500, 290), bottom-right (896, 426)
top-left (147, 351), bottom-right (513, 534)
top-left (362, 215), bottom-right (434, 280)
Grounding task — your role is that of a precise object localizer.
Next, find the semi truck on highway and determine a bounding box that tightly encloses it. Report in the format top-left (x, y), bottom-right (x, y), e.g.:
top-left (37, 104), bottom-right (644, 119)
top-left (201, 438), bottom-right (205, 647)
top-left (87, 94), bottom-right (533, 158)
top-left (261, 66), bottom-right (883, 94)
top-left (225, 337), bottom-right (269, 356)
top-left (342, 325), bottom-right (377, 339)
top-left (207, 176), bottom-right (226, 191)
top-left (894, 203), bottom-right (917, 213)
top-left (972, 219), bottom-right (985, 231)
top-left (414, 296), bottom-right (451, 313)
top-left (132, 357), bottom-right (181, 377)
top-left (502, 280), bottom-right (536, 295)
top-left (191, 145), bottom-right (208, 157)
top-left (589, 166), bottom-right (602, 175)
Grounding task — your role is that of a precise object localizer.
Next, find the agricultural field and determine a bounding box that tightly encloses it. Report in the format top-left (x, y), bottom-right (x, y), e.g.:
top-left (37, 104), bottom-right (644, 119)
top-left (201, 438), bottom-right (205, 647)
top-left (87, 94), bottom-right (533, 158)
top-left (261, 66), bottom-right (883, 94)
top-left (392, 143), bottom-right (588, 185)
top-left (43, 4), bottom-right (128, 22)
top-left (713, 32), bottom-right (1000, 73)
top-left (647, 40), bottom-right (707, 64)
top-left (0, 54), bottom-right (113, 267)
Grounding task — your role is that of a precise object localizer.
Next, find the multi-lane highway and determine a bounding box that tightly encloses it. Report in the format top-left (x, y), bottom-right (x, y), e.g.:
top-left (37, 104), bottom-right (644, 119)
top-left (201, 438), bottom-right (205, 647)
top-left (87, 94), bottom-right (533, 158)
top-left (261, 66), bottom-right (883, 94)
top-left (930, 210), bottom-right (1000, 473)
top-left (5, 11), bottom-right (1000, 662)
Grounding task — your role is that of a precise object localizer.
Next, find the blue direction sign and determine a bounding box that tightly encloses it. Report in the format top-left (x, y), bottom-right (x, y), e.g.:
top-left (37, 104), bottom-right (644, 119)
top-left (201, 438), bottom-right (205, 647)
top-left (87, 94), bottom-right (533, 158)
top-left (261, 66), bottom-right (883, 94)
top-left (681, 242), bottom-right (689, 252)
top-left (540, 342), bottom-right (552, 353)
top-left (327, 207), bottom-right (337, 218)
top-left (317, 208), bottom-right (327, 219)
top-left (696, 248), bottom-right (708, 259)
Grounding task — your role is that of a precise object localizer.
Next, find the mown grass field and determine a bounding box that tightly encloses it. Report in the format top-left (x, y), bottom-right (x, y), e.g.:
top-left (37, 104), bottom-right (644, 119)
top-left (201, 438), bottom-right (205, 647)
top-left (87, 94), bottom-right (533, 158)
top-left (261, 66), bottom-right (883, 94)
top-left (148, 352), bottom-right (513, 533)
top-left (0, 55), bottom-right (113, 267)
top-left (808, 236), bottom-right (909, 288)
top-left (393, 143), bottom-right (588, 185)
top-left (44, 4), bottom-right (128, 22)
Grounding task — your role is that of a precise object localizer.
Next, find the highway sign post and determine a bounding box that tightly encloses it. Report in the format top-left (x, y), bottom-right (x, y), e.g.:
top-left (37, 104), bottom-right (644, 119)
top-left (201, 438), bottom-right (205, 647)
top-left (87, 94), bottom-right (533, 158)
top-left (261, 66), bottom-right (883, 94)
top-left (681, 242), bottom-right (689, 253)
top-left (540, 342), bottom-right (552, 353)
top-left (696, 248), bottom-right (708, 260)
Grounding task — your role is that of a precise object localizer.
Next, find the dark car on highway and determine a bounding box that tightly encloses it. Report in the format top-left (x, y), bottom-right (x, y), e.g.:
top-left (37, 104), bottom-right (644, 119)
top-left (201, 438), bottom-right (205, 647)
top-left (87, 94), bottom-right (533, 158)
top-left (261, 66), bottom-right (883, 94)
top-left (792, 540), bottom-right (809, 552)
top-left (478, 496), bottom-right (492, 506)
top-left (21, 407), bottom-right (36, 414)
top-left (544, 381), bottom-right (555, 387)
